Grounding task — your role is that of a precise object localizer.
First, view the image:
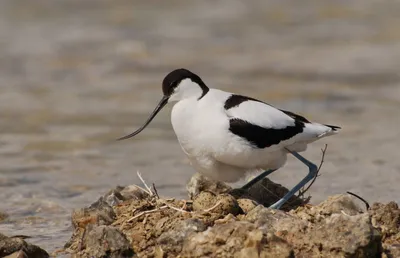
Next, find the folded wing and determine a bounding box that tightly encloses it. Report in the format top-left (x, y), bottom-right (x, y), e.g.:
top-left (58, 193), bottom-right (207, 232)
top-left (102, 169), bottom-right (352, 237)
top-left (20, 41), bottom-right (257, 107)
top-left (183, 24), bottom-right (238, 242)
top-left (224, 94), bottom-right (340, 149)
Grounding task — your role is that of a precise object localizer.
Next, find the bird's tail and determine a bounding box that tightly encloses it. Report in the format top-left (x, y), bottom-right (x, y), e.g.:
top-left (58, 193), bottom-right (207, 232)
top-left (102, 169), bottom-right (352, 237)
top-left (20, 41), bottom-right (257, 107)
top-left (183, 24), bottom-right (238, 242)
top-left (324, 124), bottom-right (341, 132)
top-left (321, 124), bottom-right (341, 137)
top-left (302, 122), bottom-right (340, 140)
top-left (286, 122), bottom-right (340, 152)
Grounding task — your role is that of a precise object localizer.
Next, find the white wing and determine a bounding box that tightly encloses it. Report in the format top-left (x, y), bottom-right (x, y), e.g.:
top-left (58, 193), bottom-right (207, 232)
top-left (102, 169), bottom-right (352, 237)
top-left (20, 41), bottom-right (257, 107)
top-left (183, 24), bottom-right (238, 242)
top-left (226, 100), bottom-right (296, 129)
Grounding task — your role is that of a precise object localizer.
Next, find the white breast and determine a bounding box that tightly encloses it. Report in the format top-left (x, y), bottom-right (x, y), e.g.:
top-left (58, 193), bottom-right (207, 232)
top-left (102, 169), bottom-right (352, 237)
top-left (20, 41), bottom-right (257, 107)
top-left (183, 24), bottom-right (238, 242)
top-left (171, 92), bottom-right (228, 157)
top-left (171, 91), bottom-right (239, 178)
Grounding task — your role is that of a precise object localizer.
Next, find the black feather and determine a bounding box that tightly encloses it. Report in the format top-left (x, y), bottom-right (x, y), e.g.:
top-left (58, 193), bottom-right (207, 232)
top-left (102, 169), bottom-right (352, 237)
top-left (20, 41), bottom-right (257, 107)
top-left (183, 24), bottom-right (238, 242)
top-left (324, 124), bottom-right (341, 131)
top-left (162, 68), bottom-right (209, 99)
top-left (224, 94), bottom-right (261, 110)
top-left (228, 118), bottom-right (305, 149)
top-left (279, 109), bottom-right (310, 123)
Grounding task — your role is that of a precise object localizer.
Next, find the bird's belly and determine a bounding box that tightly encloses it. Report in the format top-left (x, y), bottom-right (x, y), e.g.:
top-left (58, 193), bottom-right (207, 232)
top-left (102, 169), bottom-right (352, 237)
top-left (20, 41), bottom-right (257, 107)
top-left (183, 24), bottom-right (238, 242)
top-left (214, 140), bottom-right (287, 170)
top-left (174, 126), bottom-right (287, 179)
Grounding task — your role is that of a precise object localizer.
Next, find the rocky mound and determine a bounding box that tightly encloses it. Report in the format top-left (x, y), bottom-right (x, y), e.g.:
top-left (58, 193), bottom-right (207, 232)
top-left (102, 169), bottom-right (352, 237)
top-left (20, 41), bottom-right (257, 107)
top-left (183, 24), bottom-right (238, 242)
top-left (0, 233), bottom-right (49, 258)
top-left (58, 173), bottom-right (399, 258)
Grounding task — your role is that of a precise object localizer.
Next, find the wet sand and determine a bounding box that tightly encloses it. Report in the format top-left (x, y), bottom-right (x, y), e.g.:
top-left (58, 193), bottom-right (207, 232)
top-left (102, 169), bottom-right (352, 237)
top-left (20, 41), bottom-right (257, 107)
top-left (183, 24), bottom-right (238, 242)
top-left (0, 0), bottom-right (399, 251)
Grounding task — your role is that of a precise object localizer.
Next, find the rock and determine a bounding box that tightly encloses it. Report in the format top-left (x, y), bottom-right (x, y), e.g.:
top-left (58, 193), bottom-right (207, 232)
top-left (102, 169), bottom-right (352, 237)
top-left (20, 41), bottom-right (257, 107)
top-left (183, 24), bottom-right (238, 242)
top-left (4, 250), bottom-right (28, 258)
top-left (64, 198), bottom-right (116, 250)
top-left (103, 188), bottom-right (125, 206)
top-left (317, 214), bottom-right (381, 257)
top-left (120, 185), bottom-right (150, 200)
top-left (383, 245), bottom-right (400, 258)
top-left (186, 173), bottom-right (232, 199)
top-left (245, 204), bottom-right (381, 257)
top-left (276, 213), bottom-right (381, 257)
top-left (214, 213), bottom-right (239, 224)
top-left (0, 233), bottom-right (49, 258)
top-left (192, 192), bottom-right (241, 216)
top-left (245, 205), bottom-right (295, 228)
top-left (316, 194), bottom-right (364, 215)
top-left (369, 202), bottom-right (400, 257)
top-left (245, 205), bottom-right (308, 243)
top-left (157, 218), bottom-right (207, 255)
top-left (80, 225), bottom-right (134, 258)
top-left (181, 221), bottom-right (294, 258)
top-left (292, 194), bottom-right (364, 222)
top-left (93, 185), bottom-right (151, 207)
top-left (74, 197), bottom-right (116, 228)
top-left (369, 202), bottom-right (399, 236)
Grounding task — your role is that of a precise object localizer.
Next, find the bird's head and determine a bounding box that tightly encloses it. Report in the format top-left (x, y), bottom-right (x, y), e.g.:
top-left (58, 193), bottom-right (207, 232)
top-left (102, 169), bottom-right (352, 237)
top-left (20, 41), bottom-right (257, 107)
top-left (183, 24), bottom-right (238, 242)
top-left (162, 68), bottom-right (209, 102)
top-left (117, 68), bottom-right (208, 141)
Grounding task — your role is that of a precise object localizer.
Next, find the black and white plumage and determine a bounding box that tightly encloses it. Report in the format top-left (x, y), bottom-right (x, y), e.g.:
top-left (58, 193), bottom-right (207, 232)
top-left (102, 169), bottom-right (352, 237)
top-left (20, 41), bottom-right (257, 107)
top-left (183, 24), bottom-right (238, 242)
top-left (118, 68), bottom-right (340, 209)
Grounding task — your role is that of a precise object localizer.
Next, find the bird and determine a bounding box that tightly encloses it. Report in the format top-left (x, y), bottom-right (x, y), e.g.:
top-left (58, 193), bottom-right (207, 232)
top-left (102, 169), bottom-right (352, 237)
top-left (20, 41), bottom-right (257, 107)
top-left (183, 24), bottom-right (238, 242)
top-left (117, 68), bottom-right (340, 209)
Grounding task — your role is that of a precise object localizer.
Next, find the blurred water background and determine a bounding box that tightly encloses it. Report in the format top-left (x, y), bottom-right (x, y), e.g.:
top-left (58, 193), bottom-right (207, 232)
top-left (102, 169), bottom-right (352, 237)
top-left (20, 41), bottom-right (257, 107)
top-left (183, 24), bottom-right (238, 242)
top-left (0, 0), bottom-right (400, 252)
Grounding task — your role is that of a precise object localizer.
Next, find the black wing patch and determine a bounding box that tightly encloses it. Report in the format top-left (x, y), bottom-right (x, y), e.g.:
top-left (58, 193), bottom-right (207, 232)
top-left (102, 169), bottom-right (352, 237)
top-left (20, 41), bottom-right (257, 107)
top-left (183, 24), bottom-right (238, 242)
top-left (228, 118), bottom-right (305, 149)
top-left (324, 124), bottom-right (341, 131)
top-left (279, 109), bottom-right (310, 123)
top-left (224, 94), bottom-right (262, 110)
top-left (225, 95), bottom-right (311, 123)
top-left (281, 110), bottom-right (341, 131)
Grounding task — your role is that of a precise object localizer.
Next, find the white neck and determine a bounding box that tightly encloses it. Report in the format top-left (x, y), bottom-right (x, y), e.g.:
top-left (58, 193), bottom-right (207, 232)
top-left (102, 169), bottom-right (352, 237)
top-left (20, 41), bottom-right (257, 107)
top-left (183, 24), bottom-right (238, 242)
top-left (168, 79), bottom-right (204, 102)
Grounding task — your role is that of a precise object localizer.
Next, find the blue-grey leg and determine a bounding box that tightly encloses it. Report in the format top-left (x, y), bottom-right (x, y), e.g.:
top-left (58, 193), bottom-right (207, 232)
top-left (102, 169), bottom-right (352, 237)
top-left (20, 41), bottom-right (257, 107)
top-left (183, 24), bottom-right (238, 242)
top-left (241, 169), bottom-right (277, 190)
top-left (269, 150), bottom-right (318, 209)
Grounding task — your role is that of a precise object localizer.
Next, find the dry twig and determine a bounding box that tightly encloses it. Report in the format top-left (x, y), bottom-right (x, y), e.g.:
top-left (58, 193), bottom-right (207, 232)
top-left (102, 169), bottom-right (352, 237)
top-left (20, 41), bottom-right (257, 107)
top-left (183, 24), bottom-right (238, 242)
top-left (204, 201), bottom-right (222, 212)
top-left (298, 144), bottom-right (328, 198)
top-left (347, 191), bottom-right (370, 210)
top-left (143, 214), bottom-right (149, 224)
top-left (152, 183), bottom-right (160, 199)
top-left (165, 203), bottom-right (190, 213)
top-left (127, 206), bottom-right (168, 222)
top-left (137, 171), bottom-right (154, 196)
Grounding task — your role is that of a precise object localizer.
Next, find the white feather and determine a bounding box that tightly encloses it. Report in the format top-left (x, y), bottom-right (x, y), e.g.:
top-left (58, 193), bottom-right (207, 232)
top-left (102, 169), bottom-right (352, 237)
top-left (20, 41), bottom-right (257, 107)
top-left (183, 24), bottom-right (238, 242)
top-left (226, 100), bottom-right (295, 129)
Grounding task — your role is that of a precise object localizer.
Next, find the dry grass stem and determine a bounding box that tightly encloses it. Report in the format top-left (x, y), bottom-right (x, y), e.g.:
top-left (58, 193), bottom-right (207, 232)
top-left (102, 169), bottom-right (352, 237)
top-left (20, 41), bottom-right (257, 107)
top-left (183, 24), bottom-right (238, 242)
top-left (204, 201), bottom-right (222, 212)
top-left (137, 171), bottom-right (154, 196)
top-left (127, 206), bottom-right (168, 222)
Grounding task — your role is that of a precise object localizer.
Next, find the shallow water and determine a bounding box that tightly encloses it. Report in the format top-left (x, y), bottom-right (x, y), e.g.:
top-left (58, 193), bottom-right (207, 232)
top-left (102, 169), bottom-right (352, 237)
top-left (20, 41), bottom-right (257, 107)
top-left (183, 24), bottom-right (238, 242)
top-left (0, 0), bottom-right (400, 252)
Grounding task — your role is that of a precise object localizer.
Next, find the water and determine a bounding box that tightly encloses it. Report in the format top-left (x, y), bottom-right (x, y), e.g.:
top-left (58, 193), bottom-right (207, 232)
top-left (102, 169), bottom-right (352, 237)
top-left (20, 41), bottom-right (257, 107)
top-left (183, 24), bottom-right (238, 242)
top-left (0, 0), bottom-right (400, 252)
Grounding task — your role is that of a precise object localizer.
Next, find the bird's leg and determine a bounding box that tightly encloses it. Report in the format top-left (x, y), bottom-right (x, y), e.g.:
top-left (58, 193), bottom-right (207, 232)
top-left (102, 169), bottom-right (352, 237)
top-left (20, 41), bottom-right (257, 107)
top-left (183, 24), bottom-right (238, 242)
top-left (241, 169), bottom-right (277, 190)
top-left (269, 150), bottom-right (318, 210)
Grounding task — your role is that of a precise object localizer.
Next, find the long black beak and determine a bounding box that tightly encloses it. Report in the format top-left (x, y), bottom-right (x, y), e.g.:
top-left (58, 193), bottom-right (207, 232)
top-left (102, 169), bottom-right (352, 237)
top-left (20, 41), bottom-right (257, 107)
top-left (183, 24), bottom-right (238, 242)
top-left (117, 96), bottom-right (169, 141)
